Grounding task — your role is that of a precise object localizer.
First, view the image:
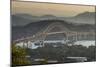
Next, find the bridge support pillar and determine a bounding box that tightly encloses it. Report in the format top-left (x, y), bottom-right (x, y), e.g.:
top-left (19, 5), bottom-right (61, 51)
top-left (65, 32), bottom-right (69, 44)
top-left (76, 32), bottom-right (78, 41)
top-left (27, 41), bottom-right (33, 49)
top-left (23, 42), bottom-right (26, 48)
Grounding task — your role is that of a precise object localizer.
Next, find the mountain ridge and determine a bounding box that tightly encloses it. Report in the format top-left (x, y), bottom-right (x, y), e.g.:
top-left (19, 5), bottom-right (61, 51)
top-left (12, 19), bottom-right (95, 40)
top-left (12, 12), bottom-right (96, 26)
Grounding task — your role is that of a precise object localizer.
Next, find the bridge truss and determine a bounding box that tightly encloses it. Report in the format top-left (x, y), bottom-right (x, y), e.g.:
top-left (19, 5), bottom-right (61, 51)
top-left (13, 22), bottom-right (95, 48)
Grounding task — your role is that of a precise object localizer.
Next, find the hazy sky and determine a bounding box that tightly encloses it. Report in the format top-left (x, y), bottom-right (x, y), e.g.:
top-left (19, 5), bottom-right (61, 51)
top-left (12, 1), bottom-right (95, 17)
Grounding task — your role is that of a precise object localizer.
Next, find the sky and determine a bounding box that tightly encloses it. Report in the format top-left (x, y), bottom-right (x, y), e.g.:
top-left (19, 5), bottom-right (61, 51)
top-left (12, 1), bottom-right (95, 17)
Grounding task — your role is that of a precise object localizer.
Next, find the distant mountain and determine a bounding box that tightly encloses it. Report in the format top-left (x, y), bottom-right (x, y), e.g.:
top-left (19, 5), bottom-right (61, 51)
top-left (14, 14), bottom-right (38, 20)
top-left (41, 15), bottom-right (57, 18)
top-left (75, 12), bottom-right (95, 18)
top-left (66, 12), bottom-right (96, 24)
top-left (12, 14), bottom-right (32, 26)
top-left (12, 12), bottom-right (96, 26)
top-left (12, 19), bottom-right (95, 40)
top-left (11, 14), bottom-right (57, 26)
top-left (12, 12), bottom-right (96, 40)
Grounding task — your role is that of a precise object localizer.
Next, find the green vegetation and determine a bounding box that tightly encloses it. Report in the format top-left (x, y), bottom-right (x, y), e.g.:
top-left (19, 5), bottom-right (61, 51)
top-left (12, 44), bottom-right (96, 65)
top-left (27, 44), bottom-right (96, 62)
top-left (12, 44), bottom-right (31, 66)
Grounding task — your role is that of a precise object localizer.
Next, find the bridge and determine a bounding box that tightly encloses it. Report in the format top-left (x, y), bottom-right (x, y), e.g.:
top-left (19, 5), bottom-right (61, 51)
top-left (13, 22), bottom-right (95, 48)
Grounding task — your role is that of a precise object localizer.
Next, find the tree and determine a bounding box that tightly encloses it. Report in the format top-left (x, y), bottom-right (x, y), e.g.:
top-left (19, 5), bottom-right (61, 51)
top-left (12, 44), bottom-right (31, 66)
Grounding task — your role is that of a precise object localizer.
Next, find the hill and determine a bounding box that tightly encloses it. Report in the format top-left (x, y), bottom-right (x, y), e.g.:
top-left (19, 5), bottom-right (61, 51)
top-left (12, 19), bottom-right (95, 40)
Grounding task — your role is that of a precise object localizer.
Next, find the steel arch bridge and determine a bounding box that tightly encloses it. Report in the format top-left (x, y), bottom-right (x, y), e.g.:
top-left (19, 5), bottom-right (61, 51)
top-left (13, 22), bottom-right (95, 48)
